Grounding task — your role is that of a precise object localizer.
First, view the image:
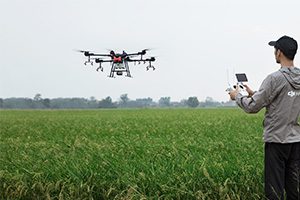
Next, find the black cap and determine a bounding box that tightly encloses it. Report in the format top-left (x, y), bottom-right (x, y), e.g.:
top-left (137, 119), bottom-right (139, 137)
top-left (269, 35), bottom-right (298, 60)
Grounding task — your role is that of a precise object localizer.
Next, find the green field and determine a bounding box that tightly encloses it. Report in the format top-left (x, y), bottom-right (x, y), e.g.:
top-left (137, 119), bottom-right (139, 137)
top-left (0, 109), bottom-right (266, 199)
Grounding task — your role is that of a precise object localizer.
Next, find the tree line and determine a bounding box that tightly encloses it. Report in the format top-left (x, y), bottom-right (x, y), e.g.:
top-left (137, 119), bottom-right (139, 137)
top-left (0, 94), bottom-right (236, 109)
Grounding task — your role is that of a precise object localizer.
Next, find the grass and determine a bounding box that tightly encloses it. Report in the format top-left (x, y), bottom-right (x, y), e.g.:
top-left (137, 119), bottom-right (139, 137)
top-left (0, 108), bottom-right (265, 199)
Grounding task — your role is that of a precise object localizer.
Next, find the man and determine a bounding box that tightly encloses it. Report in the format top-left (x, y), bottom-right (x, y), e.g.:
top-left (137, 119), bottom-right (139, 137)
top-left (228, 35), bottom-right (300, 200)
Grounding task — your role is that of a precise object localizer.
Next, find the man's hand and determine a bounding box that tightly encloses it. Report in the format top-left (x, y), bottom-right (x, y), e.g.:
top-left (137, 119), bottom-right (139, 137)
top-left (243, 84), bottom-right (254, 97)
top-left (228, 85), bottom-right (239, 100)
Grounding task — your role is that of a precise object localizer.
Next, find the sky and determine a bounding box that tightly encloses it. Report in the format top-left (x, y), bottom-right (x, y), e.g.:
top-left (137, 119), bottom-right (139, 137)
top-left (1, 0), bottom-right (300, 102)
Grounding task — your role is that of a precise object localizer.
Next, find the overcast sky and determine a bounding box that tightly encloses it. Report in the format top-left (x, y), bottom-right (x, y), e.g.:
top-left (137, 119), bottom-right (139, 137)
top-left (1, 0), bottom-right (300, 102)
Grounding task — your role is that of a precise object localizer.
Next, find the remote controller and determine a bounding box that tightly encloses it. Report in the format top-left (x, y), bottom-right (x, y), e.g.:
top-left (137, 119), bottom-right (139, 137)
top-left (226, 73), bottom-right (248, 96)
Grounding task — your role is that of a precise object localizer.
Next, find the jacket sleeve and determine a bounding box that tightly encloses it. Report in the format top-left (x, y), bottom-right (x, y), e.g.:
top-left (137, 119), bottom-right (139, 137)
top-left (235, 74), bottom-right (276, 113)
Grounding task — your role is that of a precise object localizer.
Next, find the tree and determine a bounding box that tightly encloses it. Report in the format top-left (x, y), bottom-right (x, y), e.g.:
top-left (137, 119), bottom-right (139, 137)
top-left (179, 99), bottom-right (188, 107)
top-left (159, 97), bottom-right (171, 107)
top-left (204, 96), bottom-right (221, 107)
top-left (42, 98), bottom-right (51, 108)
top-left (119, 94), bottom-right (129, 107)
top-left (136, 97), bottom-right (153, 104)
top-left (34, 94), bottom-right (42, 101)
top-left (88, 96), bottom-right (98, 109)
top-left (99, 96), bottom-right (117, 108)
top-left (187, 97), bottom-right (199, 108)
top-left (134, 97), bottom-right (153, 108)
top-left (32, 93), bottom-right (42, 108)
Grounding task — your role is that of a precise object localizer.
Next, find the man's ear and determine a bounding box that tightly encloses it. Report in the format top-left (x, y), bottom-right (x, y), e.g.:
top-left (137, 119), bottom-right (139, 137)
top-left (276, 49), bottom-right (282, 57)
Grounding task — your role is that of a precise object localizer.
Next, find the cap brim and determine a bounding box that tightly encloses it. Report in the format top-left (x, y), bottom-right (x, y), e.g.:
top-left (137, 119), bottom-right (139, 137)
top-left (268, 41), bottom-right (276, 46)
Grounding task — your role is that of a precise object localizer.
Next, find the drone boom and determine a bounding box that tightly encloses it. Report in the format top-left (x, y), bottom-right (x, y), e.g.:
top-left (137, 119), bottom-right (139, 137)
top-left (93, 53), bottom-right (111, 57)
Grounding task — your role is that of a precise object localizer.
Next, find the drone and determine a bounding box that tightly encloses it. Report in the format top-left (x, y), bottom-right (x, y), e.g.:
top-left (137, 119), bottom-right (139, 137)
top-left (76, 49), bottom-right (156, 78)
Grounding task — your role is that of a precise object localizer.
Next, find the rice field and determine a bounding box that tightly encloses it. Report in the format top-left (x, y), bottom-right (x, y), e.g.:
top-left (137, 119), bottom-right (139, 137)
top-left (0, 108), bottom-right (266, 199)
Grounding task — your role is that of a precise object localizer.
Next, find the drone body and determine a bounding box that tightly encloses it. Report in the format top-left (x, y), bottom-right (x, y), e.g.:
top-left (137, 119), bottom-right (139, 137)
top-left (77, 49), bottom-right (156, 78)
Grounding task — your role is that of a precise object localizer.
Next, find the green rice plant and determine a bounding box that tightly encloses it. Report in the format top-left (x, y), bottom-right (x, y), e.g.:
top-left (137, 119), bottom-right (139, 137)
top-left (0, 108), bottom-right (266, 199)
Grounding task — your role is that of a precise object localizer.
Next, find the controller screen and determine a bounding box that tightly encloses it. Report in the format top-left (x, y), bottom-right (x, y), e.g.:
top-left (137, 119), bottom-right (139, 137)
top-left (236, 73), bottom-right (248, 82)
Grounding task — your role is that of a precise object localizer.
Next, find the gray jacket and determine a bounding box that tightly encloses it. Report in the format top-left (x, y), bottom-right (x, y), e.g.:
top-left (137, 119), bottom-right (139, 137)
top-left (235, 67), bottom-right (300, 143)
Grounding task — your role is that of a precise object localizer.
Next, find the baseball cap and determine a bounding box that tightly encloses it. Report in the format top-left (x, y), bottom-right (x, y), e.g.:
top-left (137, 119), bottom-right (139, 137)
top-left (268, 35), bottom-right (298, 60)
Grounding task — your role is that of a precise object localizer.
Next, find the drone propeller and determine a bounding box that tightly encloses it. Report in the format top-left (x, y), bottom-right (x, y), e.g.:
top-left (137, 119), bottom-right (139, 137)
top-left (140, 48), bottom-right (152, 55)
top-left (74, 49), bottom-right (89, 53)
top-left (74, 49), bottom-right (94, 65)
top-left (74, 49), bottom-right (85, 53)
top-left (74, 49), bottom-right (94, 57)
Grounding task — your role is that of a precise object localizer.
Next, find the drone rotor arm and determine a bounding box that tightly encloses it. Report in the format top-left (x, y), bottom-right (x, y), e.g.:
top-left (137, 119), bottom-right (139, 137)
top-left (94, 59), bottom-right (112, 63)
top-left (127, 53), bottom-right (140, 57)
top-left (92, 54), bottom-right (111, 57)
top-left (127, 49), bottom-right (151, 56)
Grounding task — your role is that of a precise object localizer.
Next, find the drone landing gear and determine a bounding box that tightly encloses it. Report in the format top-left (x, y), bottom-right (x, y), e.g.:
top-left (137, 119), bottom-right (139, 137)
top-left (84, 56), bottom-right (93, 66)
top-left (84, 61), bottom-right (93, 66)
top-left (96, 62), bottom-right (103, 72)
top-left (146, 61), bottom-right (155, 71)
top-left (108, 61), bottom-right (132, 78)
top-left (96, 66), bottom-right (103, 72)
top-left (146, 66), bottom-right (155, 71)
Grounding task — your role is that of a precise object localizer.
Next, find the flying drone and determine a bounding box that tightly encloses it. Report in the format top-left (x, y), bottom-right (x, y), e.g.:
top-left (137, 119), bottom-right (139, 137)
top-left (76, 49), bottom-right (156, 78)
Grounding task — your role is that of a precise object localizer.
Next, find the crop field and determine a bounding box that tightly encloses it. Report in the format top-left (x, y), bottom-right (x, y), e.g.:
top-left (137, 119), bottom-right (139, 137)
top-left (0, 108), bottom-right (266, 199)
